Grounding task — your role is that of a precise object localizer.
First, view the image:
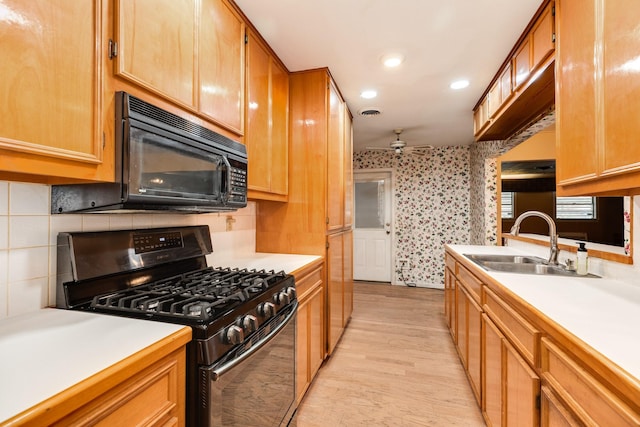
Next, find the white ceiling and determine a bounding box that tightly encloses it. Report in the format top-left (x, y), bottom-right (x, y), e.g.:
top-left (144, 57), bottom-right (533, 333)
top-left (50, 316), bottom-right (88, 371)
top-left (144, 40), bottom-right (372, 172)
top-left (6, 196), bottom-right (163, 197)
top-left (234, 0), bottom-right (544, 152)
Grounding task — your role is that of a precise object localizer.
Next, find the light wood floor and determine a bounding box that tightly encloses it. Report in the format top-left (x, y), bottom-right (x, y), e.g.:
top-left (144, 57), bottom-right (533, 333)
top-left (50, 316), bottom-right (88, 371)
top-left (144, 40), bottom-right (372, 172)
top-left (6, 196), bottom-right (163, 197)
top-left (295, 281), bottom-right (485, 427)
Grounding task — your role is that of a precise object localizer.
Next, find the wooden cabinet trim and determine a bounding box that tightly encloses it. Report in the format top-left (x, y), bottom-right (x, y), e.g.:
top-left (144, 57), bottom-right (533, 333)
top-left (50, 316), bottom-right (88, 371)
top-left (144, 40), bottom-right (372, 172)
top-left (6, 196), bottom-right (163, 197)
top-left (540, 337), bottom-right (640, 426)
top-left (484, 285), bottom-right (540, 366)
top-left (456, 264), bottom-right (482, 304)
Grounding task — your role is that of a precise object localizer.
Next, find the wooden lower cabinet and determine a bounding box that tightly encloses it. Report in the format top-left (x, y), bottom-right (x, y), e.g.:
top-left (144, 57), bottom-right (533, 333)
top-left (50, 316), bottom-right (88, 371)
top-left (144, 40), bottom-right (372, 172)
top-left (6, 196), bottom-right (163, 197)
top-left (445, 246), bottom-right (640, 427)
top-left (53, 348), bottom-right (185, 426)
top-left (453, 270), bottom-right (482, 404)
top-left (6, 329), bottom-right (190, 427)
top-left (482, 314), bottom-right (540, 427)
top-left (293, 260), bottom-right (325, 403)
top-left (540, 386), bottom-right (581, 427)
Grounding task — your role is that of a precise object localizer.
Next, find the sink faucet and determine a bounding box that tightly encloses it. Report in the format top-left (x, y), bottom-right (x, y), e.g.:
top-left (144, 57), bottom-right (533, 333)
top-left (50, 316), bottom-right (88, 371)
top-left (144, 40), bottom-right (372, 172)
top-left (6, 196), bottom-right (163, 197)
top-left (510, 211), bottom-right (559, 265)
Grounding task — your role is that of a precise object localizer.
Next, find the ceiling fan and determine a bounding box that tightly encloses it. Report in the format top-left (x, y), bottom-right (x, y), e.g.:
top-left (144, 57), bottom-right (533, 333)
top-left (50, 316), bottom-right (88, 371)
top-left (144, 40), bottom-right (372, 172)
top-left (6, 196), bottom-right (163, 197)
top-left (366, 128), bottom-right (434, 156)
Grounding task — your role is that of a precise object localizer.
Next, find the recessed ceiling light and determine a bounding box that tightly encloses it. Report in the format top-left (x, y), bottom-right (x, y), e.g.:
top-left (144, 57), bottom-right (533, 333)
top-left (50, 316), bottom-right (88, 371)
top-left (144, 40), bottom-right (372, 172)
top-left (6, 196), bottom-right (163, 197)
top-left (450, 79), bottom-right (470, 90)
top-left (360, 90), bottom-right (377, 99)
top-left (382, 54), bottom-right (404, 68)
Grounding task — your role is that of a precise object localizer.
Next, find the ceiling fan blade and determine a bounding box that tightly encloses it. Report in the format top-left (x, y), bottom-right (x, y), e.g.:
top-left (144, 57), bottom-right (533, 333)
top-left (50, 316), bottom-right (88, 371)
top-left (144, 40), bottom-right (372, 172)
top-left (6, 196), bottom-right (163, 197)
top-left (406, 144), bottom-right (434, 150)
top-left (365, 146), bottom-right (392, 151)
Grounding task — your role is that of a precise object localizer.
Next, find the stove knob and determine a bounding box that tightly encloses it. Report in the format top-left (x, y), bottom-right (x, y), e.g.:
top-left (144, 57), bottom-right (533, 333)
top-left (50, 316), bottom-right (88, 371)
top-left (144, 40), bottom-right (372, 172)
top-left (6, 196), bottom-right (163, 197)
top-left (285, 286), bottom-right (296, 300)
top-left (273, 291), bottom-right (291, 306)
top-left (258, 301), bottom-right (276, 318)
top-left (241, 314), bottom-right (259, 333)
top-left (224, 325), bottom-right (244, 345)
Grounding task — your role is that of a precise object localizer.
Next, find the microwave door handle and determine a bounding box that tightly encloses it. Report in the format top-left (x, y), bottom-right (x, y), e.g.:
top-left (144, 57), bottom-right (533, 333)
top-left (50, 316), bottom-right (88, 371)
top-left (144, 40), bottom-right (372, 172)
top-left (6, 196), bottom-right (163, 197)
top-left (221, 155), bottom-right (231, 203)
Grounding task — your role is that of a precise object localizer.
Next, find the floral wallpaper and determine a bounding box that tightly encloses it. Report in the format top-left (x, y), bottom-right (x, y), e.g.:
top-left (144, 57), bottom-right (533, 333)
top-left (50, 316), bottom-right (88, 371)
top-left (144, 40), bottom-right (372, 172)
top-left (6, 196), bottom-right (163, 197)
top-left (354, 146), bottom-right (470, 288)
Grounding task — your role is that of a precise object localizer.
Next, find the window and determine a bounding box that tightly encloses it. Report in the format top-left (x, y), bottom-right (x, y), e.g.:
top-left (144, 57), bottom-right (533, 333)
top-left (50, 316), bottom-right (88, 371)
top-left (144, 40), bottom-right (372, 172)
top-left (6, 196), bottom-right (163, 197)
top-left (556, 196), bottom-right (596, 219)
top-left (501, 192), bottom-right (514, 219)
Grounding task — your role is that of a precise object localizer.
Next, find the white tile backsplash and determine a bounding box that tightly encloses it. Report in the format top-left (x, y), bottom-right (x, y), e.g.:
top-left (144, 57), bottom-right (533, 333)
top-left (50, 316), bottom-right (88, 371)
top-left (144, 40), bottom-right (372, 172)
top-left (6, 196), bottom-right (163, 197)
top-left (0, 216), bottom-right (7, 249)
top-left (8, 247), bottom-right (49, 283)
top-left (7, 277), bottom-right (48, 317)
top-left (0, 181), bottom-right (258, 318)
top-left (0, 182), bottom-right (8, 215)
top-left (0, 250), bottom-right (7, 319)
top-left (9, 216), bottom-right (49, 248)
top-left (9, 182), bottom-right (49, 215)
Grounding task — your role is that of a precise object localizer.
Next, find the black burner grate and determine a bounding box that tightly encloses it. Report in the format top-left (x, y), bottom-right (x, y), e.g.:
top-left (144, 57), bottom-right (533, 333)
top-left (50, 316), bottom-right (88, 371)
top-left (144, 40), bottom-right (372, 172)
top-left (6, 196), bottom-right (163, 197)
top-left (90, 267), bottom-right (286, 322)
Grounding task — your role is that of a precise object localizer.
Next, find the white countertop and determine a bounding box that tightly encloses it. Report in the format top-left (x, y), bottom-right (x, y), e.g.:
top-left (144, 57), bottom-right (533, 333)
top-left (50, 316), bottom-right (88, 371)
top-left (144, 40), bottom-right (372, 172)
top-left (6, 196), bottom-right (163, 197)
top-left (448, 244), bottom-right (640, 382)
top-left (208, 252), bottom-right (322, 275)
top-left (0, 309), bottom-right (187, 423)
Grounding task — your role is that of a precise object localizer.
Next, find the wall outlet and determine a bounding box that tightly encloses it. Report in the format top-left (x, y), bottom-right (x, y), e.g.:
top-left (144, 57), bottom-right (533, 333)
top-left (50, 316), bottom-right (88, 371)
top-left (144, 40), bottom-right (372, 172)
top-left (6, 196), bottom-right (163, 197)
top-left (398, 258), bottom-right (409, 270)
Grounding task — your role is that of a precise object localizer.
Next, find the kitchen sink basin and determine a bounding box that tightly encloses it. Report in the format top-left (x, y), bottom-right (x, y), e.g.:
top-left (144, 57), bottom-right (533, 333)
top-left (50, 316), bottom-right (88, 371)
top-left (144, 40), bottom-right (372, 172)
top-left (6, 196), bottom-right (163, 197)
top-left (464, 254), bottom-right (546, 265)
top-left (463, 254), bottom-right (600, 278)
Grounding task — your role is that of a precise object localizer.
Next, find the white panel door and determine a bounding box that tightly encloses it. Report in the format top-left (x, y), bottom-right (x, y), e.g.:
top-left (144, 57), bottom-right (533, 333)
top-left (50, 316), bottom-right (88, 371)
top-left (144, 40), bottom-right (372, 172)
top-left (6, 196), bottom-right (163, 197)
top-left (353, 172), bottom-right (392, 281)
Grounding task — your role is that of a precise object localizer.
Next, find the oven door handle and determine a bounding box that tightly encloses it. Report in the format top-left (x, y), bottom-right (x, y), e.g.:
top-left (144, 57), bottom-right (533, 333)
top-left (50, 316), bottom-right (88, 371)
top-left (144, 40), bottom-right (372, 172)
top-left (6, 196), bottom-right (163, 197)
top-left (211, 301), bottom-right (297, 381)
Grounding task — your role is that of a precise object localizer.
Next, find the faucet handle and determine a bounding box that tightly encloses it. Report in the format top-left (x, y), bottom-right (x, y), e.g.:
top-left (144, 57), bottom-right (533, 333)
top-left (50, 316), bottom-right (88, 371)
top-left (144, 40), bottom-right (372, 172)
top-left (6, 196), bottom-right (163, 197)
top-left (564, 258), bottom-right (576, 271)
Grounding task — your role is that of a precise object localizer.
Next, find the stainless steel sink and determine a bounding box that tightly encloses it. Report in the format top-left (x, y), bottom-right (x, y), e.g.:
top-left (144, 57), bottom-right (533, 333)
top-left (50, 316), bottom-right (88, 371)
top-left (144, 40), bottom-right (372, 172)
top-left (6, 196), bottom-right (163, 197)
top-left (464, 254), bottom-right (546, 265)
top-left (463, 254), bottom-right (600, 278)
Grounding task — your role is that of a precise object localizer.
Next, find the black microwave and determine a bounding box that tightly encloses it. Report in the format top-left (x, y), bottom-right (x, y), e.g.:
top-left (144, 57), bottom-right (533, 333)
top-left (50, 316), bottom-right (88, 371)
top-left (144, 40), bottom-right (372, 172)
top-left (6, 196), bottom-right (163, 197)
top-left (52, 92), bottom-right (247, 214)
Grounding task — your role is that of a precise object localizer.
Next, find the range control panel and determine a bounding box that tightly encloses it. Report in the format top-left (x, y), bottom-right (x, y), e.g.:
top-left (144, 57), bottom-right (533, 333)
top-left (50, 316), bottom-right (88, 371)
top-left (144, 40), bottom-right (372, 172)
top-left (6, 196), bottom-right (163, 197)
top-left (133, 231), bottom-right (183, 254)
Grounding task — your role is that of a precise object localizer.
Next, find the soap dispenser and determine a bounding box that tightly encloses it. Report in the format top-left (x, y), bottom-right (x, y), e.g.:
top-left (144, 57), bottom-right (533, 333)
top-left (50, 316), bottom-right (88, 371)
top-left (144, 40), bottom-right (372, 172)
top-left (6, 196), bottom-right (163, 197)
top-left (576, 242), bottom-right (588, 275)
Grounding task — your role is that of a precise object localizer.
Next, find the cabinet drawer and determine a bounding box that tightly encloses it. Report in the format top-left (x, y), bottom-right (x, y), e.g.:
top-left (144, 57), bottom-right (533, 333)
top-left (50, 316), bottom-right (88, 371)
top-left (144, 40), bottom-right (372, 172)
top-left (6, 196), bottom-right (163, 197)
top-left (484, 287), bottom-right (539, 365)
top-left (541, 337), bottom-right (640, 426)
top-left (456, 264), bottom-right (482, 304)
top-left (294, 264), bottom-right (323, 301)
top-left (445, 252), bottom-right (456, 272)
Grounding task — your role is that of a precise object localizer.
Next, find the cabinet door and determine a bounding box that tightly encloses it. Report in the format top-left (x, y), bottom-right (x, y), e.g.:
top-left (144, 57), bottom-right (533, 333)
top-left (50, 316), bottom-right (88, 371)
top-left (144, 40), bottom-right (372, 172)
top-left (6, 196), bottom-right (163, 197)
top-left (455, 282), bottom-right (468, 367)
top-left (555, 0), bottom-right (598, 185)
top-left (246, 31), bottom-right (289, 199)
top-left (343, 110), bottom-right (354, 227)
top-left (444, 267), bottom-right (455, 331)
top-left (327, 81), bottom-right (345, 231)
top-left (601, 0), bottom-right (640, 176)
top-left (246, 31), bottom-right (271, 193)
top-left (531, 2), bottom-right (555, 72)
top-left (0, 0), bottom-right (111, 182)
top-left (505, 339), bottom-right (540, 426)
top-left (541, 386), bottom-right (581, 427)
top-left (199, 0), bottom-right (244, 134)
top-left (309, 286), bottom-right (325, 378)
top-left (468, 293), bottom-right (482, 405)
top-left (342, 230), bottom-right (354, 325)
top-left (270, 58), bottom-right (289, 196)
top-left (488, 81), bottom-right (502, 118)
top-left (327, 232), bottom-right (344, 355)
top-left (116, 0), bottom-right (196, 107)
top-left (483, 313), bottom-right (504, 427)
top-left (500, 63), bottom-right (513, 106)
top-left (513, 39), bottom-right (531, 89)
top-left (296, 297), bottom-right (310, 403)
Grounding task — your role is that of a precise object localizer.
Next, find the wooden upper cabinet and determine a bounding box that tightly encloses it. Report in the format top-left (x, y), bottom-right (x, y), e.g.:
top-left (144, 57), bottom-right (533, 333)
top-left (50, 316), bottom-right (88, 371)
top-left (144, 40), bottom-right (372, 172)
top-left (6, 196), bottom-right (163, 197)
top-left (327, 81), bottom-right (345, 231)
top-left (245, 29), bottom-right (289, 201)
top-left (514, 39), bottom-right (532, 89)
top-left (199, 0), bottom-right (245, 134)
top-left (601, 0), bottom-right (640, 177)
top-left (0, 0), bottom-right (113, 183)
top-left (555, 0), bottom-right (597, 186)
top-left (556, 0), bottom-right (640, 195)
top-left (473, 0), bottom-right (555, 142)
top-left (532, 2), bottom-right (555, 70)
top-left (343, 108), bottom-right (354, 228)
top-left (116, 0), bottom-right (197, 108)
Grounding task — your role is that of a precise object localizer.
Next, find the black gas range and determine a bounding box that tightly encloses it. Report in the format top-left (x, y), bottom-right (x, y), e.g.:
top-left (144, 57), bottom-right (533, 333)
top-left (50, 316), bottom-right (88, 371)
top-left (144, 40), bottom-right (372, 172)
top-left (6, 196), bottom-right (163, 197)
top-left (56, 225), bottom-right (298, 427)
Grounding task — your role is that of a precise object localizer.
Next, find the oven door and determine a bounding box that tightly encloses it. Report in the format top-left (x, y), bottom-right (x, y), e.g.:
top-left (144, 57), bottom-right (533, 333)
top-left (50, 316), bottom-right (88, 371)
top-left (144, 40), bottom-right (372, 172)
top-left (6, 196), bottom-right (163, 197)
top-left (199, 303), bottom-right (298, 427)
